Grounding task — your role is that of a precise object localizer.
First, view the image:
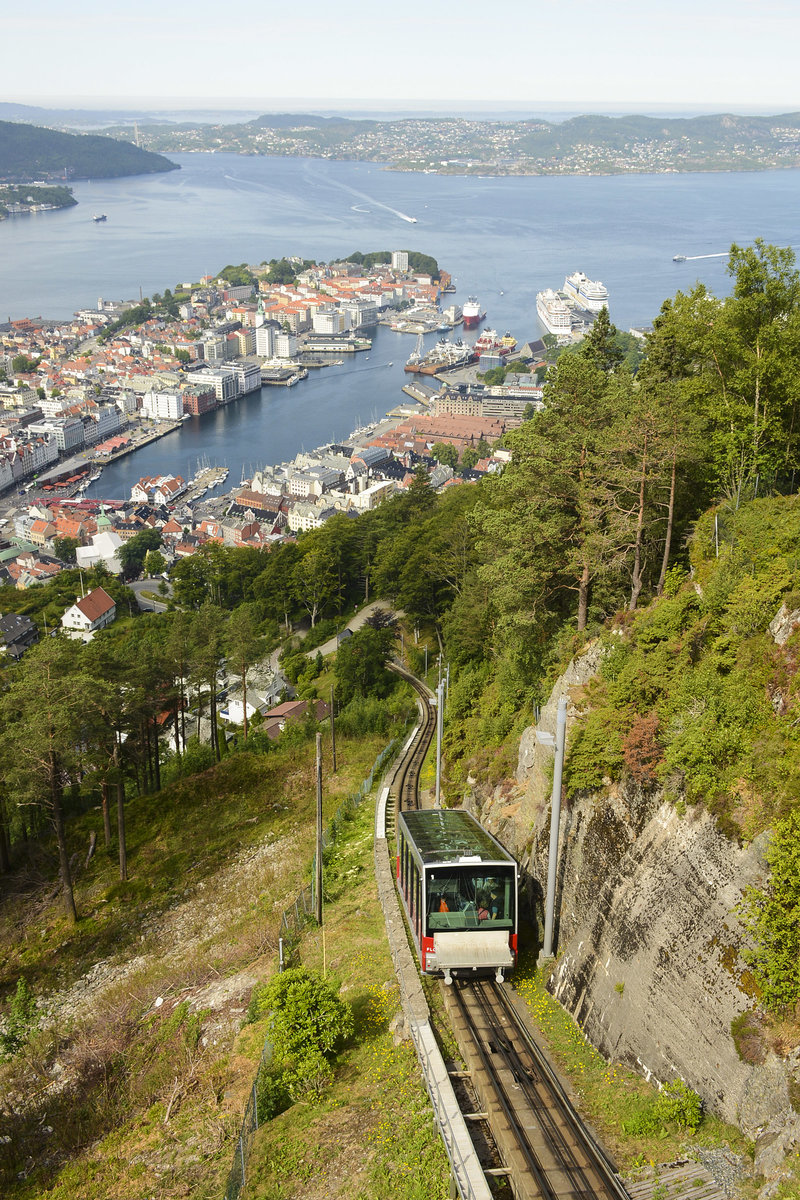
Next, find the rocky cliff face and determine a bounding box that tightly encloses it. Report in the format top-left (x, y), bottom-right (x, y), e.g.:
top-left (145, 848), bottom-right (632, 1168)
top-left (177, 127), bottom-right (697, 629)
top-left (465, 643), bottom-right (796, 1148)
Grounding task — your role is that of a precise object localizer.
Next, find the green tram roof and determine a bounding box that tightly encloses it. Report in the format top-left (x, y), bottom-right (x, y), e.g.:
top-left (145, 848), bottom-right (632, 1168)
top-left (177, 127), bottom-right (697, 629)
top-left (399, 809), bottom-right (515, 866)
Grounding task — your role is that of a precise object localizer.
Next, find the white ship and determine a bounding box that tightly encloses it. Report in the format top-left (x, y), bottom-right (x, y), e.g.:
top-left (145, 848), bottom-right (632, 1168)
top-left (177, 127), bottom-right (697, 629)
top-left (536, 289), bottom-right (574, 336)
top-left (563, 271), bottom-right (609, 313)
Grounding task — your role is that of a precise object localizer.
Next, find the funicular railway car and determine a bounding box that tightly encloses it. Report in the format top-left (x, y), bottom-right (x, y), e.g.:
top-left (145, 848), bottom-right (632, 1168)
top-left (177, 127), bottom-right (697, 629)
top-left (397, 809), bottom-right (518, 983)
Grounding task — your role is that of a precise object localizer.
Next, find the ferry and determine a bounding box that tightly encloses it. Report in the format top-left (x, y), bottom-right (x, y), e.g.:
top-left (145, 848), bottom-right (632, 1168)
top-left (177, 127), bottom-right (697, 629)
top-left (563, 271), bottom-right (609, 313)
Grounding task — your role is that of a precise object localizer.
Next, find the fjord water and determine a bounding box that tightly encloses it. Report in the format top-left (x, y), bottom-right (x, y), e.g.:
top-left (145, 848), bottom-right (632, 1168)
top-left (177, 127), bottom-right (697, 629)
top-left (2, 154), bottom-right (799, 494)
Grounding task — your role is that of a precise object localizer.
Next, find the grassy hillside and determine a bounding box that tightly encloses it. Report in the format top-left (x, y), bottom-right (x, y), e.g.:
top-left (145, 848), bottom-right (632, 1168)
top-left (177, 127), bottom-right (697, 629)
top-left (0, 120), bottom-right (178, 181)
top-left (0, 724), bottom-right (404, 1197)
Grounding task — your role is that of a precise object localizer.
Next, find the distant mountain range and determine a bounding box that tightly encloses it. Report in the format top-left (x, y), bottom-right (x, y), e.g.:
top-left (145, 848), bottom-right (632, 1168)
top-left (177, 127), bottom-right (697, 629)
top-left (4, 107), bottom-right (800, 177)
top-left (0, 120), bottom-right (179, 182)
top-left (95, 108), bottom-right (800, 176)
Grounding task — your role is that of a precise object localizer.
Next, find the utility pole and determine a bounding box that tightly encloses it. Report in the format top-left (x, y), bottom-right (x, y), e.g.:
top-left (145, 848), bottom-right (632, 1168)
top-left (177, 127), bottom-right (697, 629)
top-left (329, 684), bottom-right (337, 773)
top-left (541, 697), bottom-right (567, 960)
top-left (315, 733), bottom-right (323, 925)
top-left (435, 679), bottom-right (444, 808)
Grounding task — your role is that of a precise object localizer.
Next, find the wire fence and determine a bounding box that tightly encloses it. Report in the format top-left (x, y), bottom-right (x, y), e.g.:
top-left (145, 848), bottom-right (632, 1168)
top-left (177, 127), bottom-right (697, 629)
top-left (310, 739), bottom-right (397, 911)
top-left (223, 738), bottom-right (397, 1200)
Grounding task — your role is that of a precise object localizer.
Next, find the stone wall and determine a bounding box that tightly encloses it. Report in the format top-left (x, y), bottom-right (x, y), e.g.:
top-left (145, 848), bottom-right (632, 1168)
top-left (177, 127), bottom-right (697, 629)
top-left (465, 643), bottom-right (794, 1140)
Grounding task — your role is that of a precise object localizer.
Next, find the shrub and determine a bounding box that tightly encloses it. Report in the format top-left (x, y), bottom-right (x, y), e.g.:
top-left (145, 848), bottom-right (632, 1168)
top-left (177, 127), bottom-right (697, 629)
top-left (622, 714), bottom-right (663, 785)
top-left (621, 1106), bottom-right (660, 1136)
top-left (731, 1010), bottom-right (767, 1065)
top-left (250, 967), bottom-right (353, 1112)
top-left (161, 737), bottom-right (216, 785)
top-left (655, 1079), bottom-right (703, 1131)
top-left (0, 978), bottom-right (38, 1059)
top-left (739, 809), bottom-right (800, 1013)
top-left (565, 704), bottom-right (625, 795)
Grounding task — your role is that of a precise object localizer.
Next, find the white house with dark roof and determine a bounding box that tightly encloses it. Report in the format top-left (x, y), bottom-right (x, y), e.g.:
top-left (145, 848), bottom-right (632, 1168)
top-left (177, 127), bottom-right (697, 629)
top-left (61, 586), bottom-right (116, 641)
top-left (131, 474), bottom-right (186, 505)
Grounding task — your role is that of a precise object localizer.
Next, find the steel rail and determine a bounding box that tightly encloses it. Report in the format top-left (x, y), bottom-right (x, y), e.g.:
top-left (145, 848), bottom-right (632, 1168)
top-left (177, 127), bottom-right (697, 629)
top-left (451, 981), bottom-right (561, 1200)
top-left (490, 982), bottom-right (630, 1200)
top-left (388, 663), bottom-right (436, 811)
top-left (451, 979), bottom-right (630, 1200)
top-left (472, 983), bottom-right (599, 1199)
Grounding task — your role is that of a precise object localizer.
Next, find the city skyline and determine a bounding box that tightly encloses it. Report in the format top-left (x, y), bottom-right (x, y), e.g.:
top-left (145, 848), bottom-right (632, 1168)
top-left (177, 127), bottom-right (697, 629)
top-left (3, 0), bottom-right (799, 112)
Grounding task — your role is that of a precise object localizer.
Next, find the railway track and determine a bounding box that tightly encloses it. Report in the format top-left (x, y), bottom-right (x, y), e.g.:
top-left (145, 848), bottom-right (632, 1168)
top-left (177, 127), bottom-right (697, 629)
top-left (383, 665), bottom-right (630, 1200)
top-left (388, 663), bottom-right (436, 814)
top-left (445, 980), bottom-right (629, 1200)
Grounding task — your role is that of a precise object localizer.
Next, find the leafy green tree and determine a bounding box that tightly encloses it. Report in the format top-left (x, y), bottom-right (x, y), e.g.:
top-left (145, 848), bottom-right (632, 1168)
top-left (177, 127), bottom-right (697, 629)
top-left (83, 636), bottom-right (140, 877)
top-left (334, 626), bottom-right (396, 706)
top-left (118, 528), bottom-right (162, 579)
top-left (579, 306), bottom-right (625, 373)
top-left (431, 441), bottom-right (459, 469)
top-left (252, 541), bottom-right (301, 630)
top-left (165, 610), bottom-right (194, 755)
top-left (191, 602), bottom-right (226, 761)
top-left (170, 552), bottom-right (215, 609)
top-left (266, 258), bottom-right (297, 285)
top-left (217, 263), bottom-right (255, 287)
top-left (474, 352), bottom-right (629, 639)
top-left (460, 446), bottom-right (480, 471)
top-left (292, 542), bottom-right (339, 628)
top-left (699, 241), bottom-right (800, 502)
top-left (53, 536), bottom-right (80, 563)
top-left (11, 354), bottom-right (41, 374)
top-left (143, 548), bottom-right (167, 577)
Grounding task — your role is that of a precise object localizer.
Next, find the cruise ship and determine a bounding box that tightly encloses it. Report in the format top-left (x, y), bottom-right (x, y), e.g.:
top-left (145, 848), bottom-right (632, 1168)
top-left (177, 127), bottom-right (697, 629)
top-left (536, 289), bottom-right (574, 337)
top-left (563, 271), bottom-right (609, 313)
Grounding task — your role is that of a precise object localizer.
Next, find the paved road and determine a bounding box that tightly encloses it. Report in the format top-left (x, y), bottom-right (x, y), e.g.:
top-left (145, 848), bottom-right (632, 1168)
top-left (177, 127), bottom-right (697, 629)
top-left (129, 578), bottom-right (171, 613)
top-left (305, 601), bottom-right (401, 658)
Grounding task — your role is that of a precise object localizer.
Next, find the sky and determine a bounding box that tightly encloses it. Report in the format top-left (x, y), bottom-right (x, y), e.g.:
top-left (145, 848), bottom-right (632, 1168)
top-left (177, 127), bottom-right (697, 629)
top-left (4, 0), bottom-right (799, 114)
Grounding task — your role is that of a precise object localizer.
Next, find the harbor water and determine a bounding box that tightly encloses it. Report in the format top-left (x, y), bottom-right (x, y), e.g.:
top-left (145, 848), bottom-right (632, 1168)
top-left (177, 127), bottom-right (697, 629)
top-left (2, 154), bottom-right (799, 494)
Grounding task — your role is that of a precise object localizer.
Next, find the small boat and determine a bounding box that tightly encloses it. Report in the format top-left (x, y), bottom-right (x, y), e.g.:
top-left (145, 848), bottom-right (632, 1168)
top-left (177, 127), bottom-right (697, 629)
top-left (673, 254), bottom-right (686, 262)
top-left (92, 214), bottom-right (107, 223)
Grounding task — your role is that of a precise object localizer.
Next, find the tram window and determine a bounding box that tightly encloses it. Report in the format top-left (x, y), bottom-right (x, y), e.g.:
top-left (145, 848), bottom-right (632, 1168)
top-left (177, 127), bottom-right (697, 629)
top-left (427, 867), bottom-right (514, 934)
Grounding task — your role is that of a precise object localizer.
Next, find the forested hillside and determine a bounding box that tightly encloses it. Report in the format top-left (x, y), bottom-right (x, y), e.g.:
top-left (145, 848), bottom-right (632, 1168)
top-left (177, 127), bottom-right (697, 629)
top-left (0, 120), bottom-right (178, 181)
top-left (1, 239), bottom-right (799, 1194)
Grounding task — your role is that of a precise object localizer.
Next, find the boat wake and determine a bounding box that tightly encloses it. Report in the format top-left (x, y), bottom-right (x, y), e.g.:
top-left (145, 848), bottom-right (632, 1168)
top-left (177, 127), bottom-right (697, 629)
top-left (685, 252), bottom-right (729, 261)
top-left (332, 177), bottom-right (417, 224)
